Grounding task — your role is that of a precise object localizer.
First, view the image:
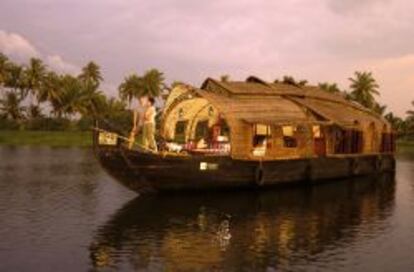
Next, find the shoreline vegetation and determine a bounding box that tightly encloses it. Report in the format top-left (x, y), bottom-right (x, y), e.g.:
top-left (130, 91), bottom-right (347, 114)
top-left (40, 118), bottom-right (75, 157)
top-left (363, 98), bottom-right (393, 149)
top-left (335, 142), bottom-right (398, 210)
top-left (1, 52), bottom-right (414, 148)
top-left (0, 130), bottom-right (91, 147)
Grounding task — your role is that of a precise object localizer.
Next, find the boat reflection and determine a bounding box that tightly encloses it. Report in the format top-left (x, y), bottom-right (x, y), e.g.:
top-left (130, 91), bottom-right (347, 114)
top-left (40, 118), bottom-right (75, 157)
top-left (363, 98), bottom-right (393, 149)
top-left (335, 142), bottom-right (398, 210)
top-left (90, 174), bottom-right (396, 271)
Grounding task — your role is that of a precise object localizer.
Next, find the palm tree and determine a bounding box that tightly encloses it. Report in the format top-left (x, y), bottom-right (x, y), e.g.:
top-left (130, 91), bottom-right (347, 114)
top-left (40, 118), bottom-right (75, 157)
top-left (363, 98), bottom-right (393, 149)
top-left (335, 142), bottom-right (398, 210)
top-left (4, 63), bottom-right (26, 96)
top-left (141, 68), bottom-right (164, 98)
top-left (38, 71), bottom-right (64, 117)
top-left (220, 75), bottom-right (230, 82)
top-left (318, 82), bottom-right (341, 93)
top-left (78, 61), bottom-right (103, 91)
top-left (0, 91), bottom-right (25, 120)
top-left (25, 58), bottom-right (46, 105)
top-left (56, 74), bottom-right (103, 118)
top-left (407, 100), bottom-right (414, 118)
top-left (276, 75), bottom-right (307, 87)
top-left (349, 71), bottom-right (379, 109)
top-left (384, 112), bottom-right (403, 132)
top-left (406, 100), bottom-right (414, 137)
top-left (54, 75), bottom-right (83, 118)
top-left (118, 74), bottom-right (143, 108)
top-left (373, 103), bottom-right (387, 116)
top-left (27, 104), bottom-right (43, 119)
top-left (0, 53), bottom-right (10, 87)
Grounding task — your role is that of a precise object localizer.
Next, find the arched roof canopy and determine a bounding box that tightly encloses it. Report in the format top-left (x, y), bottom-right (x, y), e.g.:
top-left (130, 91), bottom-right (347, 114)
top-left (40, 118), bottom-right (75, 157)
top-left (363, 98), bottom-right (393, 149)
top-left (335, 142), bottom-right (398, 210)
top-left (198, 77), bottom-right (389, 129)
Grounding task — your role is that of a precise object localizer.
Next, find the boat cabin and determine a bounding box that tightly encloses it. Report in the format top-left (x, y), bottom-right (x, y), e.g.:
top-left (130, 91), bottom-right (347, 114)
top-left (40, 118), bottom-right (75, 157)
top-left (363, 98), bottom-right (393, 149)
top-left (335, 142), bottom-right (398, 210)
top-left (160, 76), bottom-right (395, 160)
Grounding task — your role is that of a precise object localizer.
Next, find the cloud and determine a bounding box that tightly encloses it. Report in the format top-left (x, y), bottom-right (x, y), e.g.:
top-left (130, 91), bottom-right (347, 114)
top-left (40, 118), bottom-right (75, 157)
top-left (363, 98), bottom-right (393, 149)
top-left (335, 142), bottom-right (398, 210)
top-left (0, 30), bottom-right (39, 60)
top-left (46, 54), bottom-right (80, 74)
top-left (325, 0), bottom-right (391, 15)
top-left (0, 29), bottom-right (80, 75)
top-left (1, 0), bottom-right (413, 115)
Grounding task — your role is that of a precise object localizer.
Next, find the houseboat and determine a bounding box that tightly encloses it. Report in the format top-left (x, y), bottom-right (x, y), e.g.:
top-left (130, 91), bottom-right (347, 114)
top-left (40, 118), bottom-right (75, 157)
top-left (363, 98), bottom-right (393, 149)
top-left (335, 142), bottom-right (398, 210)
top-left (93, 76), bottom-right (396, 193)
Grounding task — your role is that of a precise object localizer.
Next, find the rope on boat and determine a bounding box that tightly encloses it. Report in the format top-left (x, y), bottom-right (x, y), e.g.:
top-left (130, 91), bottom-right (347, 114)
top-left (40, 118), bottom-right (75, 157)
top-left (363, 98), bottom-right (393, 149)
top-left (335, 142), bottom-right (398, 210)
top-left (92, 127), bottom-right (158, 154)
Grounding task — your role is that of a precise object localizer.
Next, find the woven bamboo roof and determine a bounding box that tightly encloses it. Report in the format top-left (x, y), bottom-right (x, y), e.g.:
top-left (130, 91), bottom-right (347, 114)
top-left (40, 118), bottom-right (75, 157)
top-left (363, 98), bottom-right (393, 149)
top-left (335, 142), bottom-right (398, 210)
top-left (162, 76), bottom-right (388, 130)
top-left (196, 76), bottom-right (387, 128)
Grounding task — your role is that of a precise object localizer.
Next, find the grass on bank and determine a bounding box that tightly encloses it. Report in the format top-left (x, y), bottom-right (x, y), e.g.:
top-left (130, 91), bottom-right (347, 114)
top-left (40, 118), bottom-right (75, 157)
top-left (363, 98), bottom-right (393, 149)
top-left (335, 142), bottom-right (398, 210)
top-left (0, 130), bottom-right (92, 147)
top-left (397, 139), bottom-right (414, 153)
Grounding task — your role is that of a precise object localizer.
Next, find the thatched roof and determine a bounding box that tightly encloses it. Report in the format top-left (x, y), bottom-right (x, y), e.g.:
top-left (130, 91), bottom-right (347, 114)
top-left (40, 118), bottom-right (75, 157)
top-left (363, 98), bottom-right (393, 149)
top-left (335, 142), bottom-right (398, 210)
top-left (197, 76), bottom-right (387, 128)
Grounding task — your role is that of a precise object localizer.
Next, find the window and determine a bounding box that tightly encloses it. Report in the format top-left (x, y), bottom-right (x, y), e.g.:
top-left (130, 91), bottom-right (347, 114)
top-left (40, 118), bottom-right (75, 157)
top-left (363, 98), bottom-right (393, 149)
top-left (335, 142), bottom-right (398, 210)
top-left (312, 125), bottom-right (322, 138)
top-left (195, 120), bottom-right (209, 140)
top-left (333, 128), bottom-right (363, 154)
top-left (252, 124), bottom-right (271, 156)
top-left (313, 125), bottom-right (326, 156)
top-left (282, 126), bottom-right (297, 148)
top-left (174, 120), bottom-right (188, 143)
top-left (381, 132), bottom-right (396, 153)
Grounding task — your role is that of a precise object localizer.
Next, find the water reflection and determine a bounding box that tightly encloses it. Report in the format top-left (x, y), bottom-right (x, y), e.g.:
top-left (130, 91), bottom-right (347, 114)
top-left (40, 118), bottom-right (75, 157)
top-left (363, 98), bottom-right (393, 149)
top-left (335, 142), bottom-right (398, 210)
top-left (90, 174), bottom-right (396, 271)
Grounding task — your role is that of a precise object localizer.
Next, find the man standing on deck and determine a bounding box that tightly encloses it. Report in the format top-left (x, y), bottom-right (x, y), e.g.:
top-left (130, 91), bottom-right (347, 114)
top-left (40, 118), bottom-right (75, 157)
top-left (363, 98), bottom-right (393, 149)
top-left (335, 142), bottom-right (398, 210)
top-left (129, 96), bottom-right (158, 151)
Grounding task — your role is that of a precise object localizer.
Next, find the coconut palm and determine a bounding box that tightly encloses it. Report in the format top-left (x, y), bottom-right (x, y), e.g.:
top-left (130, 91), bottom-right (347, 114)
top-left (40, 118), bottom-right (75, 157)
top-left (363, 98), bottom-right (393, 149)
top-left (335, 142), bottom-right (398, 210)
top-left (27, 104), bottom-right (43, 119)
top-left (0, 53), bottom-right (10, 87)
top-left (78, 61), bottom-right (103, 91)
top-left (318, 82), bottom-right (341, 93)
top-left (25, 58), bottom-right (46, 104)
top-left (77, 87), bottom-right (104, 117)
top-left (38, 71), bottom-right (61, 104)
top-left (384, 112), bottom-right (403, 132)
top-left (407, 101), bottom-right (414, 118)
top-left (276, 76), bottom-right (307, 87)
top-left (141, 68), bottom-right (164, 98)
top-left (349, 71), bottom-right (379, 109)
top-left (0, 91), bottom-right (25, 120)
top-left (373, 103), bottom-right (387, 116)
top-left (220, 75), bottom-right (230, 82)
top-left (4, 63), bottom-right (26, 96)
top-left (57, 74), bottom-right (103, 118)
top-left (118, 74), bottom-right (143, 108)
top-left (54, 75), bottom-right (83, 118)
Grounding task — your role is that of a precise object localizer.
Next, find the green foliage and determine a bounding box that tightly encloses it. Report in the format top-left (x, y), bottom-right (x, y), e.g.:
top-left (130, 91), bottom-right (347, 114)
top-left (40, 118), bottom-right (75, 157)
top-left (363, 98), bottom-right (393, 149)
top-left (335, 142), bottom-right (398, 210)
top-left (25, 58), bottom-right (46, 103)
top-left (318, 82), bottom-right (341, 93)
top-left (118, 74), bottom-right (143, 107)
top-left (275, 75), bottom-right (307, 87)
top-left (0, 117), bottom-right (20, 130)
top-left (118, 68), bottom-right (164, 107)
top-left (348, 71), bottom-right (379, 109)
top-left (0, 91), bottom-right (25, 120)
top-left (220, 75), bottom-right (230, 82)
top-left (78, 61), bottom-right (103, 91)
top-left (25, 117), bottom-right (72, 131)
top-left (0, 130), bottom-right (91, 147)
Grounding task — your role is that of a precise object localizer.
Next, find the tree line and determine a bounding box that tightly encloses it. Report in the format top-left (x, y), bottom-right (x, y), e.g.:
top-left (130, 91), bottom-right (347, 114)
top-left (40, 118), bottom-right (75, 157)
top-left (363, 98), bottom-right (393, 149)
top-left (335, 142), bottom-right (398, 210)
top-left (0, 52), bottom-right (164, 131)
top-left (1, 52), bottom-right (413, 140)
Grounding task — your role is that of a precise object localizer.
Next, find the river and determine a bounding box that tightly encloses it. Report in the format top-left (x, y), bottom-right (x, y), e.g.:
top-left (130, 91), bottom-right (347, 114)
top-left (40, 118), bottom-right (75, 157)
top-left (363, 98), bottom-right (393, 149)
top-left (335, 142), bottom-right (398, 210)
top-left (0, 146), bottom-right (413, 271)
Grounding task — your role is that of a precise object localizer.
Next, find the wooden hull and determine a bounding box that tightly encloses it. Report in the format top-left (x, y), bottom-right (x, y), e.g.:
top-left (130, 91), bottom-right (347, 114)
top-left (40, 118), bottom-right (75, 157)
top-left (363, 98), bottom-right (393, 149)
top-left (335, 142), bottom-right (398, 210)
top-left (93, 129), bottom-right (396, 194)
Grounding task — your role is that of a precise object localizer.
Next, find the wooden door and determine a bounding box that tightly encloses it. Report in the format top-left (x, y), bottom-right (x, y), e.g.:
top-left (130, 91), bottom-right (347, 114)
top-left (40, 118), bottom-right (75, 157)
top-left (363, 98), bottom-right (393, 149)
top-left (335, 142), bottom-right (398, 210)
top-left (314, 138), bottom-right (326, 156)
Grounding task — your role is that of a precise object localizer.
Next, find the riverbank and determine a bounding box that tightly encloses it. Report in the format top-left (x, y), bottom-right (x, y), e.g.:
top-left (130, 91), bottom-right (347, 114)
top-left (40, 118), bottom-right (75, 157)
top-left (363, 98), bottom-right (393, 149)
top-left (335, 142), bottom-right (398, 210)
top-left (0, 130), bottom-right (92, 147)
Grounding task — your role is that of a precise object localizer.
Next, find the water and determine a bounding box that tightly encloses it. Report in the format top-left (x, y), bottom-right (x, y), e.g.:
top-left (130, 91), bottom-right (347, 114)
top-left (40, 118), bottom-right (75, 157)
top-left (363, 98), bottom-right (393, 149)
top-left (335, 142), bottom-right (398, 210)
top-left (0, 147), bottom-right (413, 272)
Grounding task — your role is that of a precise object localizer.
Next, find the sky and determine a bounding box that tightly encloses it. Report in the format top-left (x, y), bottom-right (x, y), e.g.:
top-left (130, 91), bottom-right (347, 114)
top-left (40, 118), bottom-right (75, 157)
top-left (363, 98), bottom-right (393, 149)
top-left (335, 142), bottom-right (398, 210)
top-left (0, 0), bottom-right (413, 116)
